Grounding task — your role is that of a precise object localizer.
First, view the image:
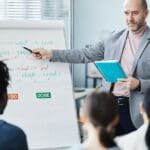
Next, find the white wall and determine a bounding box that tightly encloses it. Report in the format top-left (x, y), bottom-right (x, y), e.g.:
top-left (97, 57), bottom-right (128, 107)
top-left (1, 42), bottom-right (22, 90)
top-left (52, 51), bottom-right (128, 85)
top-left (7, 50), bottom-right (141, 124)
top-left (73, 0), bottom-right (150, 87)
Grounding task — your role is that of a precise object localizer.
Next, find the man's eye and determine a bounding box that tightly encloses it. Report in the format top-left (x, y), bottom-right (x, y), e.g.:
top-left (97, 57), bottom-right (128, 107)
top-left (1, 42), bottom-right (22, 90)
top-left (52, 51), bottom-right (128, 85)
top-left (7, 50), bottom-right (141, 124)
top-left (125, 12), bottom-right (129, 15)
top-left (133, 12), bottom-right (138, 15)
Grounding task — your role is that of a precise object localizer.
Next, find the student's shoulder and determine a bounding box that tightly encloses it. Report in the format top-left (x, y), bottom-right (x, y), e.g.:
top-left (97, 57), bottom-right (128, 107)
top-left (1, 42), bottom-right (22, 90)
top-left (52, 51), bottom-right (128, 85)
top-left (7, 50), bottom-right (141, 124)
top-left (0, 120), bottom-right (26, 137)
top-left (107, 146), bottom-right (121, 150)
top-left (68, 144), bottom-right (88, 150)
top-left (115, 124), bottom-right (146, 142)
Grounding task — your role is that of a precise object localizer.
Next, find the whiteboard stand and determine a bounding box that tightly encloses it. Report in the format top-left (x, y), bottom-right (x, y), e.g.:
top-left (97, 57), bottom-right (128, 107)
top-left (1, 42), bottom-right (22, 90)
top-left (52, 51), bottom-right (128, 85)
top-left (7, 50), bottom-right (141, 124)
top-left (0, 20), bottom-right (80, 149)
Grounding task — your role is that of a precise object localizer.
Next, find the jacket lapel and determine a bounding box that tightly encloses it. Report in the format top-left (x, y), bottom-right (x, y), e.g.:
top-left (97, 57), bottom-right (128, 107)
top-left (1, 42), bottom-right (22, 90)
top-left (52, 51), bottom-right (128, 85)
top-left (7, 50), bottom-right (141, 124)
top-left (131, 26), bottom-right (150, 75)
top-left (116, 30), bottom-right (129, 61)
top-left (109, 30), bottom-right (128, 91)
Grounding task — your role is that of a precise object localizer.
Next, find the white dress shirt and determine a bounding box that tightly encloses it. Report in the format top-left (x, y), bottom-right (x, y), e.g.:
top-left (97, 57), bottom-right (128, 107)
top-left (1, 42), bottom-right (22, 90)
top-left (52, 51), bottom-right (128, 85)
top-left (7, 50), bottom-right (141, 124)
top-left (115, 123), bottom-right (148, 150)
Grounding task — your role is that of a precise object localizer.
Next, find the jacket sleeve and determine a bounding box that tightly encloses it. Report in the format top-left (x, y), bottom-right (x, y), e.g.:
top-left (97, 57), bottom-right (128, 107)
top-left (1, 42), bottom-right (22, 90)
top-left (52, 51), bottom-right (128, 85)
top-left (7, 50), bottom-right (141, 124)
top-left (139, 79), bottom-right (150, 94)
top-left (51, 41), bottom-right (105, 63)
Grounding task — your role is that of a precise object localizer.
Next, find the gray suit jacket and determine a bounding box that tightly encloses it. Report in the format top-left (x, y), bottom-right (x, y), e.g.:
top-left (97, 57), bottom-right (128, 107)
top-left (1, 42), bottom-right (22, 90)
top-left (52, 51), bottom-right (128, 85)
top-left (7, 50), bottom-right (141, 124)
top-left (52, 26), bottom-right (150, 128)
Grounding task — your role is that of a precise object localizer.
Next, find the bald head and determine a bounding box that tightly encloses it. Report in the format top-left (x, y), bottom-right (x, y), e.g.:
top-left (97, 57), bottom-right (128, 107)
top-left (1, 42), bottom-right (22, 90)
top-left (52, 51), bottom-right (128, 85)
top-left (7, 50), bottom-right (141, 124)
top-left (123, 0), bottom-right (149, 32)
top-left (124, 0), bottom-right (148, 10)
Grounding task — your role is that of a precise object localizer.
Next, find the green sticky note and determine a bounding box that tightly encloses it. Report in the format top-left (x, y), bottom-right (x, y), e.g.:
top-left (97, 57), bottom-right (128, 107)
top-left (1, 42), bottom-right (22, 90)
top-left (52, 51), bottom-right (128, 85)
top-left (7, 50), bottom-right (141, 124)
top-left (36, 92), bottom-right (51, 99)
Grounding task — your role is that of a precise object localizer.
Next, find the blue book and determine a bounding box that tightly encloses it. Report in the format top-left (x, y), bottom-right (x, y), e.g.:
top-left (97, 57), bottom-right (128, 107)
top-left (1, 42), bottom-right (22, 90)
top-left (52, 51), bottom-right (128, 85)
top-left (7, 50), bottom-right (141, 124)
top-left (95, 60), bottom-right (126, 83)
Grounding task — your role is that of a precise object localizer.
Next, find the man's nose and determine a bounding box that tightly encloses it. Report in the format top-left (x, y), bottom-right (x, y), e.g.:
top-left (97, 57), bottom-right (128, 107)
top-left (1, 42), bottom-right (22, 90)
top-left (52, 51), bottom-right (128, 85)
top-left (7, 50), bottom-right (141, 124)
top-left (128, 13), bottom-right (133, 21)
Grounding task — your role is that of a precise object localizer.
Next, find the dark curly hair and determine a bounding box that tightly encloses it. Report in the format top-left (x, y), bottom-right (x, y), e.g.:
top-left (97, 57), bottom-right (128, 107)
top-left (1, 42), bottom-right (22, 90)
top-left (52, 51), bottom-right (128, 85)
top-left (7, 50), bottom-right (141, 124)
top-left (0, 61), bottom-right (10, 114)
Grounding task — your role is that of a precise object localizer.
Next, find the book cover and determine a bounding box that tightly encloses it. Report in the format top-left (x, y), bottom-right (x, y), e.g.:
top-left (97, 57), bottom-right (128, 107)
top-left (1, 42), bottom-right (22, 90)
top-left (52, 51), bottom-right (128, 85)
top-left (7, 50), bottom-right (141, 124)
top-left (95, 60), bottom-right (126, 83)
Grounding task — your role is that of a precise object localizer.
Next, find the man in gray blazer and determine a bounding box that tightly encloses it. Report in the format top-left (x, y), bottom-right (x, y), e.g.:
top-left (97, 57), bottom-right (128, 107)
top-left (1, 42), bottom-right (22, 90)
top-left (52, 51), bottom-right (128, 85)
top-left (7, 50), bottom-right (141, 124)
top-left (32, 0), bottom-right (150, 135)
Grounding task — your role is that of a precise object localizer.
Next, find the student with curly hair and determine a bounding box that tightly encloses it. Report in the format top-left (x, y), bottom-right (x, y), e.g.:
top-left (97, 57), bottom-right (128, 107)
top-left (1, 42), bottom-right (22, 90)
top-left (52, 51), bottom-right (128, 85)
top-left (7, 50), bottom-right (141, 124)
top-left (0, 61), bottom-right (28, 150)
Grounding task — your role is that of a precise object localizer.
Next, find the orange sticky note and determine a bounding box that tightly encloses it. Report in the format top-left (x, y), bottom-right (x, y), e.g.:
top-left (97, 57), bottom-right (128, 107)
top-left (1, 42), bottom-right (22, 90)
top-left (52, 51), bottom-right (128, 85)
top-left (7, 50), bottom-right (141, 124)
top-left (8, 93), bottom-right (19, 100)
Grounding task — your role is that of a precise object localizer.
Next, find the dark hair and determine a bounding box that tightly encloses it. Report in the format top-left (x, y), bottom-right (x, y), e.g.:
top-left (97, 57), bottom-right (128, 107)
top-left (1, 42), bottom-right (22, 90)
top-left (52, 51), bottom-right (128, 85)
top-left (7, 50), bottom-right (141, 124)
top-left (143, 89), bottom-right (150, 150)
top-left (141, 0), bottom-right (148, 10)
top-left (0, 61), bottom-right (10, 114)
top-left (85, 91), bottom-right (119, 148)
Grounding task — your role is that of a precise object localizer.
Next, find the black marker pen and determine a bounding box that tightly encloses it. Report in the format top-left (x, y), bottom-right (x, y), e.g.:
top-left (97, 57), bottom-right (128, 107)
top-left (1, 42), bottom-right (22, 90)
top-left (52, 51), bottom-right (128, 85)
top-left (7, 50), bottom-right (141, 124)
top-left (23, 47), bottom-right (40, 55)
top-left (23, 47), bottom-right (33, 53)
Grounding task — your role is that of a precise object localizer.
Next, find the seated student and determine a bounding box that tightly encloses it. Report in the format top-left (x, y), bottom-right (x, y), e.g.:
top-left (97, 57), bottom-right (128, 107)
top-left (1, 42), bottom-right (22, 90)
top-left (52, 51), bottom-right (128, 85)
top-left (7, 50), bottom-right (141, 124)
top-left (70, 91), bottom-right (120, 150)
top-left (115, 88), bottom-right (150, 150)
top-left (0, 61), bottom-right (28, 150)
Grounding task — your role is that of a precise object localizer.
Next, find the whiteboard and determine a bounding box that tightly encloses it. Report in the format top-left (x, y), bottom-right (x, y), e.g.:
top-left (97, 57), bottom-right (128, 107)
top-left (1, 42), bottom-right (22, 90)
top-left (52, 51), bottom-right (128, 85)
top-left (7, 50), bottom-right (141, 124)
top-left (0, 20), bottom-right (79, 149)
